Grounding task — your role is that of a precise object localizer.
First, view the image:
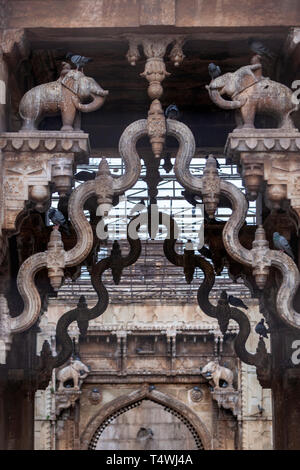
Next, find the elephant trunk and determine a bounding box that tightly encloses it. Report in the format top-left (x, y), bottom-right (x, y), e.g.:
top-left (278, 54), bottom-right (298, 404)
top-left (206, 85), bottom-right (245, 110)
top-left (72, 92), bottom-right (107, 113)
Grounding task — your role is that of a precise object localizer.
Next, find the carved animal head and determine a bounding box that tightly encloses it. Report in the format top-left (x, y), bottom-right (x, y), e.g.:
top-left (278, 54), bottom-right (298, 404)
top-left (201, 361), bottom-right (218, 375)
top-left (62, 70), bottom-right (109, 113)
top-left (71, 359), bottom-right (90, 375)
top-left (206, 63), bottom-right (262, 110)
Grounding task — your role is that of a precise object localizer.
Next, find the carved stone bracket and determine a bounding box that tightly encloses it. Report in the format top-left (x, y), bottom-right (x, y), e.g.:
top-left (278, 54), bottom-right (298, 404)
top-left (225, 130), bottom-right (300, 216)
top-left (55, 389), bottom-right (81, 416)
top-left (211, 389), bottom-right (241, 418)
top-left (0, 132), bottom-right (90, 232)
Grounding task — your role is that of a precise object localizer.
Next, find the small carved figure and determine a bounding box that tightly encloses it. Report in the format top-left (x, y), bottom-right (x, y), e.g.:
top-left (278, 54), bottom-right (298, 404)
top-left (19, 69), bottom-right (108, 131)
top-left (57, 357), bottom-right (90, 391)
top-left (206, 62), bottom-right (298, 130)
top-left (200, 361), bottom-right (234, 390)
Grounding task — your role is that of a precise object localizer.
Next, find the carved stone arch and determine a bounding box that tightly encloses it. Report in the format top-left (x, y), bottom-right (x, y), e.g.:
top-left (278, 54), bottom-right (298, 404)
top-left (80, 385), bottom-right (212, 450)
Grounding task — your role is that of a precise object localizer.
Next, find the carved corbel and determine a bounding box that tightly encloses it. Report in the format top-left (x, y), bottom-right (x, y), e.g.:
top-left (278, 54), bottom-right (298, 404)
top-left (211, 389), bottom-right (241, 418)
top-left (55, 389), bottom-right (82, 416)
top-left (0, 132), bottom-right (90, 231)
top-left (225, 131), bottom-right (300, 217)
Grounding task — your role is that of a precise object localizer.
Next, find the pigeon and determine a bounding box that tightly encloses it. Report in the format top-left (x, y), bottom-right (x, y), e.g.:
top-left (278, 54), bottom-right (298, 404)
top-left (48, 207), bottom-right (70, 235)
top-left (163, 154), bottom-right (173, 173)
top-left (273, 232), bottom-right (294, 260)
top-left (74, 170), bottom-right (96, 182)
top-left (165, 104), bottom-right (179, 120)
top-left (136, 427), bottom-right (154, 441)
top-left (228, 295), bottom-right (248, 310)
top-left (181, 190), bottom-right (200, 207)
top-left (199, 245), bottom-right (213, 259)
top-left (248, 39), bottom-right (275, 60)
top-left (66, 53), bottom-right (93, 70)
top-left (255, 318), bottom-right (269, 338)
top-left (208, 63), bottom-right (221, 80)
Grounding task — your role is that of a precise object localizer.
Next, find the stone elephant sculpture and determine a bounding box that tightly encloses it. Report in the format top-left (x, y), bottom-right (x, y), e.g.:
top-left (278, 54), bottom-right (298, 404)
top-left (206, 62), bottom-right (298, 130)
top-left (19, 69), bottom-right (109, 132)
top-left (200, 361), bottom-right (234, 390)
top-left (57, 358), bottom-right (90, 391)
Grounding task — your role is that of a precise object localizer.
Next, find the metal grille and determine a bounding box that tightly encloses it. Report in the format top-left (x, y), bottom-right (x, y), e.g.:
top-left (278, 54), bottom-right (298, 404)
top-left (53, 148), bottom-right (254, 303)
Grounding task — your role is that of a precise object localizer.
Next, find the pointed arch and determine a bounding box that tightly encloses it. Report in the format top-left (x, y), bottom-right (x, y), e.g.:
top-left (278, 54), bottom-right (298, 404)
top-left (80, 385), bottom-right (212, 450)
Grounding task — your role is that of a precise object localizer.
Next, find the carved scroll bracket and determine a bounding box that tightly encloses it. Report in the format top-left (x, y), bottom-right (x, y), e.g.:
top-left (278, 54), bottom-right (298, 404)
top-left (169, 120), bottom-right (300, 330)
top-left (2, 119), bottom-right (146, 363)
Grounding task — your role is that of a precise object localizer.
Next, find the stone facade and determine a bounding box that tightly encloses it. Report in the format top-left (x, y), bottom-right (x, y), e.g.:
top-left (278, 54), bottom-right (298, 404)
top-left (34, 300), bottom-right (272, 450)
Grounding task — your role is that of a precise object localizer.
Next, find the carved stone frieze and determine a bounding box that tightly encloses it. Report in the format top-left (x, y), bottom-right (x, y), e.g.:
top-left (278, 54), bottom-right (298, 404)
top-left (0, 131), bottom-right (90, 155)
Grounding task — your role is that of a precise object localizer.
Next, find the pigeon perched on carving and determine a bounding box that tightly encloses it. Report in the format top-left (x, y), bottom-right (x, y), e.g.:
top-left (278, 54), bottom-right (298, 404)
top-left (199, 245), bottom-right (213, 259)
top-left (181, 190), bottom-right (200, 207)
top-left (165, 104), bottom-right (179, 120)
top-left (208, 63), bottom-right (221, 80)
top-left (248, 38), bottom-right (275, 60)
top-left (48, 207), bottom-right (70, 235)
top-left (228, 295), bottom-right (248, 310)
top-left (66, 53), bottom-right (93, 70)
top-left (255, 318), bottom-right (269, 338)
top-left (74, 170), bottom-right (96, 182)
top-left (273, 232), bottom-right (294, 260)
